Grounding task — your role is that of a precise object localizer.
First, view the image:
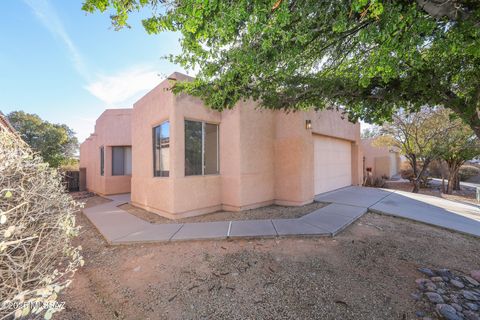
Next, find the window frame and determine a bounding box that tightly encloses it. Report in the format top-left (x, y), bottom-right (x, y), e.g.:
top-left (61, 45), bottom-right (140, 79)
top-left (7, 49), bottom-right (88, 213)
top-left (152, 120), bottom-right (170, 178)
top-left (111, 146), bottom-right (132, 176)
top-left (100, 146), bottom-right (104, 176)
top-left (184, 119), bottom-right (219, 177)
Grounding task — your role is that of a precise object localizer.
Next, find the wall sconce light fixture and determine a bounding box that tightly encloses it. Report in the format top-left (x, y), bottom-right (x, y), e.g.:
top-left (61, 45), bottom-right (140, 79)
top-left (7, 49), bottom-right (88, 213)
top-left (305, 120), bottom-right (312, 130)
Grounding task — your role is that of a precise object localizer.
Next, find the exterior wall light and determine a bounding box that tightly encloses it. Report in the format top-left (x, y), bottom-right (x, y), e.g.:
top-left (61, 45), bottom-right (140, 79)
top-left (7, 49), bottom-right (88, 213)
top-left (305, 120), bottom-right (312, 130)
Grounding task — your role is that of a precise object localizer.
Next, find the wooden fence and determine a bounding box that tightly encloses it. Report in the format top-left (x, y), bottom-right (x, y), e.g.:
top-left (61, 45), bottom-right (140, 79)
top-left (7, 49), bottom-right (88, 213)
top-left (62, 170), bottom-right (80, 192)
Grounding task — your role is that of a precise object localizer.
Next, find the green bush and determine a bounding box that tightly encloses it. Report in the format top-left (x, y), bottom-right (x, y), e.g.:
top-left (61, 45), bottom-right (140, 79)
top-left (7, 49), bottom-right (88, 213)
top-left (459, 165), bottom-right (480, 181)
top-left (0, 131), bottom-right (83, 319)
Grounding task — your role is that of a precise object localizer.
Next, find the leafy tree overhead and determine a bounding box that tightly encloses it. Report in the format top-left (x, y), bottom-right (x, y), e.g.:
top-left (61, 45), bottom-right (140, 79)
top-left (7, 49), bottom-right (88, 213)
top-left (7, 111), bottom-right (78, 168)
top-left (82, 1), bottom-right (480, 138)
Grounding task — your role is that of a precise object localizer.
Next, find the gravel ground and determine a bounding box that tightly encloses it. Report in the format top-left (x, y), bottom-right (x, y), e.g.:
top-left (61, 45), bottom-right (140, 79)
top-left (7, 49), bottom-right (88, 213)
top-left (58, 196), bottom-right (480, 320)
top-left (119, 201), bottom-right (328, 224)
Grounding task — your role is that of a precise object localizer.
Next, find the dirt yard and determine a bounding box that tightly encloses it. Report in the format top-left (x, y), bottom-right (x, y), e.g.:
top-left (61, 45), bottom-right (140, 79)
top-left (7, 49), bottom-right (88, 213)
top-left (119, 201), bottom-right (327, 224)
top-left (385, 181), bottom-right (479, 206)
top-left (58, 196), bottom-right (480, 320)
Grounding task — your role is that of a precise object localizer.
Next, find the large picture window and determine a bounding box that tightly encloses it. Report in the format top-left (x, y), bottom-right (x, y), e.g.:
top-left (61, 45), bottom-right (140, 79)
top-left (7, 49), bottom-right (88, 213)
top-left (153, 121), bottom-right (170, 177)
top-left (185, 120), bottom-right (219, 176)
top-left (112, 146), bottom-right (132, 176)
top-left (100, 146), bottom-right (104, 176)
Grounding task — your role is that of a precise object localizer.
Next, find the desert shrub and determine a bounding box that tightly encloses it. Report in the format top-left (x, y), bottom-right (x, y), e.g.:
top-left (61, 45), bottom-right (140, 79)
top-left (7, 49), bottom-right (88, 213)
top-left (459, 165), bottom-right (480, 181)
top-left (373, 177), bottom-right (386, 188)
top-left (428, 160), bottom-right (448, 179)
top-left (400, 168), bottom-right (431, 187)
top-left (0, 130), bottom-right (83, 319)
top-left (400, 168), bottom-right (415, 181)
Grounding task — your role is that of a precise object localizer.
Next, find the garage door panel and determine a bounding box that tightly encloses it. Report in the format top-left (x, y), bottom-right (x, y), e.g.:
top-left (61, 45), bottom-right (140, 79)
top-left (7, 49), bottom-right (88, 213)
top-left (314, 136), bottom-right (352, 195)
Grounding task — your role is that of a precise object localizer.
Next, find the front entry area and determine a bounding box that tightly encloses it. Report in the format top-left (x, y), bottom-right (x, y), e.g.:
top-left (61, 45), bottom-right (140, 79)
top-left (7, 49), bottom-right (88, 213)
top-left (313, 135), bottom-right (352, 194)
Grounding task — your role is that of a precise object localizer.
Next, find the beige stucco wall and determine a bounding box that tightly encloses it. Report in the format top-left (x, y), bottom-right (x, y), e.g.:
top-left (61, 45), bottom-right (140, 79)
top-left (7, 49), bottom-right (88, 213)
top-left (79, 109), bottom-right (132, 195)
top-left (361, 138), bottom-right (400, 179)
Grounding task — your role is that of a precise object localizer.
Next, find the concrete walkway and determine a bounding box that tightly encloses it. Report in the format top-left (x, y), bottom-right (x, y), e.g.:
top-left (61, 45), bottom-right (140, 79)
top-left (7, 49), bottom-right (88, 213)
top-left (83, 186), bottom-right (480, 244)
top-left (315, 186), bottom-right (480, 237)
top-left (83, 194), bottom-right (366, 245)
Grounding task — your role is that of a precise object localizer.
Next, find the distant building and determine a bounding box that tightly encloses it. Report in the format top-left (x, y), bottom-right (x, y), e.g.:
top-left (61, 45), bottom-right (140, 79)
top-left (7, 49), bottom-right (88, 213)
top-left (361, 138), bottom-right (401, 180)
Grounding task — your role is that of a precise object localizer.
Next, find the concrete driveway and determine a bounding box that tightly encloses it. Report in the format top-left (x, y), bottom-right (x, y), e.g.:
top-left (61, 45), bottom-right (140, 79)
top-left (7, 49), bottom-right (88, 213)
top-left (315, 186), bottom-right (480, 237)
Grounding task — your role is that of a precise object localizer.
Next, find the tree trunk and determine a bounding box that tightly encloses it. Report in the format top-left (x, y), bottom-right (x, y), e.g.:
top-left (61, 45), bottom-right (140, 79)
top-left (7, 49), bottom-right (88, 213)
top-left (412, 159), bottom-right (430, 193)
top-left (446, 161), bottom-right (462, 194)
top-left (453, 170), bottom-right (461, 191)
top-left (410, 156), bottom-right (420, 193)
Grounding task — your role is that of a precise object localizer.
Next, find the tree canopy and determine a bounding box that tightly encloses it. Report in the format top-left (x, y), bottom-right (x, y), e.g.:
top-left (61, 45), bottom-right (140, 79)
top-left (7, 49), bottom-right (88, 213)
top-left (7, 111), bottom-right (78, 168)
top-left (82, 0), bottom-right (480, 137)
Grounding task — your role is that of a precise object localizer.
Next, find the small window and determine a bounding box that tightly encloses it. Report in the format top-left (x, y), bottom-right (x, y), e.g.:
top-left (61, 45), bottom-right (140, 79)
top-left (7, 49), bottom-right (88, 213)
top-left (112, 146), bottom-right (132, 176)
top-left (100, 146), bottom-right (104, 176)
top-left (153, 121), bottom-right (170, 177)
top-left (185, 120), bottom-right (219, 176)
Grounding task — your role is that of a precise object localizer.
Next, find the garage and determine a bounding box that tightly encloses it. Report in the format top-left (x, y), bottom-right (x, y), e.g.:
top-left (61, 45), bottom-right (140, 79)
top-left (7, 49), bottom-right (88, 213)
top-left (313, 135), bottom-right (352, 195)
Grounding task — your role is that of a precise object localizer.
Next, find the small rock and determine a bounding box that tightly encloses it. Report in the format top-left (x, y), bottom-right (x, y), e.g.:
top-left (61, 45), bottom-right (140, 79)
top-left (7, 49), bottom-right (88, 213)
top-left (426, 292), bottom-right (445, 304)
top-left (464, 276), bottom-right (480, 287)
top-left (463, 290), bottom-right (480, 301)
top-left (451, 303), bottom-right (462, 312)
top-left (443, 276), bottom-right (450, 282)
top-left (450, 279), bottom-right (465, 289)
top-left (450, 294), bottom-right (460, 304)
top-left (463, 310), bottom-right (480, 320)
top-left (426, 283), bottom-right (437, 291)
top-left (133, 266), bottom-right (141, 272)
top-left (471, 270), bottom-right (480, 283)
top-left (431, 276), bottom-right (444, 282)
top-left (465, 302), bottom-right (479, 311)
top-left (437, 289), bottom-right (446, 295)
top-left (419, 267), bottom-right (435, 277)
top-left (416, 311), bottom-right (425, 317)
top-left (435, 304), bottom-right (462, 320)
top-left (416, 278), bottom-right (431, 290)
top-left (436, 269), bottom-right (452, 278)
top-left (411, 293), bottom-right (421, 301)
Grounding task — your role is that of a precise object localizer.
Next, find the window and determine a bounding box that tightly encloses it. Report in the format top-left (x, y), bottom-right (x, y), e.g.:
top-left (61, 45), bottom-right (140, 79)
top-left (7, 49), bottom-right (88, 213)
top-left (100, 146), bottom-right (104, 176)
top-left (153, 121), bottom-right (170, 177)
top-left (112, 146), bottom-right (132, 176)
top-left (185, 120), bottom-right (219, 176)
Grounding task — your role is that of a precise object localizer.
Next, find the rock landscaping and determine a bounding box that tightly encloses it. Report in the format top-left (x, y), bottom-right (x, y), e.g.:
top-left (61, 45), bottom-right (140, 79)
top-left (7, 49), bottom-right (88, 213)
top-left (414, 268), bottom-right (480, 320)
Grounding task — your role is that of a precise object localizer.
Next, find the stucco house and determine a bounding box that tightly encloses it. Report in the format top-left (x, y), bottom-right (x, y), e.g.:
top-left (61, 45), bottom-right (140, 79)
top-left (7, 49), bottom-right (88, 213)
top-left (80, 72), bottom-right (363, 219)
top-left (361, 138), bottom-right (401, 181)
top-left (79, 108), bottom-right (132, 195)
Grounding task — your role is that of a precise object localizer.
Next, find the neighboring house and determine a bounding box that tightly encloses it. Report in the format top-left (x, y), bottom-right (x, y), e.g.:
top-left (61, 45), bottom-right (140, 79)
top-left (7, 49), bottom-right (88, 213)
top-left (79, 109), bottom-right (132, 195)
top-left (361, 138), bottom-right (401, 180)
top-left (80, 72), bottom-right (363, 218)
top-left (0, 111), bottom-right (17, 134)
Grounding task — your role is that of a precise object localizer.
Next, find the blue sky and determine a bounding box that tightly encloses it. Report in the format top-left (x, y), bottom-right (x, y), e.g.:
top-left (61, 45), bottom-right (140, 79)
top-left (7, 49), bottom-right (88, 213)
top-left (0, 0), bottom-right (185, 142)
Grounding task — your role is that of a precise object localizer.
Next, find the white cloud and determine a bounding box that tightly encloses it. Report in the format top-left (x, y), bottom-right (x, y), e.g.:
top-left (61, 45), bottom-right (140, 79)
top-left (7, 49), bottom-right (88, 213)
top-left (85, 66), bottom-right (162, 106)
top-left (23, 0), bottom-right (90, 80)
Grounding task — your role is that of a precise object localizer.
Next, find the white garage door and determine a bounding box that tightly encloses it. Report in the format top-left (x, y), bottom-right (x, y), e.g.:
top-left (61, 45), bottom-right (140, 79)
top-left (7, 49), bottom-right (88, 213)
top-left (314, 135), bottom-right (352, 195)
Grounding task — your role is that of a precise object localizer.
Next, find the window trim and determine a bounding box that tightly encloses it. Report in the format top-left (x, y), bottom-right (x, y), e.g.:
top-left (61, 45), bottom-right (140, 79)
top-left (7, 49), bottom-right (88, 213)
top-left (152, 120), bottom-right (170, 178)
top-left (184, 119), bottom-right (219, 177)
